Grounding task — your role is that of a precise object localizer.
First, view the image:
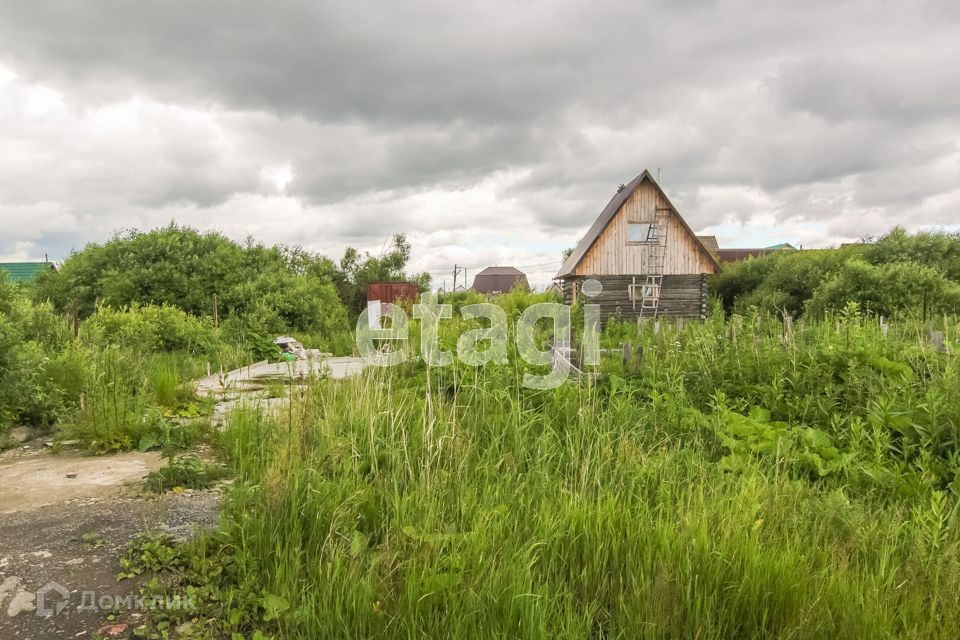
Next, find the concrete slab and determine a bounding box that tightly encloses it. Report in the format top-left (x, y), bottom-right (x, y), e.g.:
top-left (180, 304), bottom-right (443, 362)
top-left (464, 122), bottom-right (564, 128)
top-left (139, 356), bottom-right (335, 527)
top-left (194, 355), bottom-right (366, 396)
top-left (0, 450), bottom-right (163, 515)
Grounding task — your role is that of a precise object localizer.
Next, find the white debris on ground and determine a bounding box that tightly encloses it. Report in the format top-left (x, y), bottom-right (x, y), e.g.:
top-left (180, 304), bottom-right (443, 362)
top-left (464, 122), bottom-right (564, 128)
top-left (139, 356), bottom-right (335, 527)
top-left (273, 336), bottom-right (308, 360)
top-left (1, 575), bottom-right (38, 618)
top-left (0, 576), bottom-right (23, 616)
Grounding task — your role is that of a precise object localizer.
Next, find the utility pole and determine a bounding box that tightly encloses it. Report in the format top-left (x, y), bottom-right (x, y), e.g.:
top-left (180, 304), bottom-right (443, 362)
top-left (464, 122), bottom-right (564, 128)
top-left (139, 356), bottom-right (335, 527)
top-left (453, 264), bottom-right (458, 291)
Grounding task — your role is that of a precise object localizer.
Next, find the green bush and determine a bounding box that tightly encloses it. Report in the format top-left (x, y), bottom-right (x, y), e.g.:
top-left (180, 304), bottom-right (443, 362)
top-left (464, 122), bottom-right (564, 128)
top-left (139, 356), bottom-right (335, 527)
top-left (0, 273), bottom-right (70, 432)
top-left (711, 228), bottom-right (960, 317)
top-left (806, 260), bottom-right (960, 317)
top-left (712, 248), bottom-right (851, 316)
top-left (30, 223), bottom-right (404, 339)
top-left (863, 226), bottom-right (960, 281)
top-left (58, 345), bottom-right (156, 452)
top-left (81, 304), bottom-right (218, 355)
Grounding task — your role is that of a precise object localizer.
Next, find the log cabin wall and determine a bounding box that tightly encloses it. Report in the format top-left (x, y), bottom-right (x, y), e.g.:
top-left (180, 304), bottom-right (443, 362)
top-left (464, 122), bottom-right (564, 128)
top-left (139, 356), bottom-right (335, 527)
top-left (562, 275), bottom-right (709, 322)
top-left (572, 181), bottom-right (716, 277)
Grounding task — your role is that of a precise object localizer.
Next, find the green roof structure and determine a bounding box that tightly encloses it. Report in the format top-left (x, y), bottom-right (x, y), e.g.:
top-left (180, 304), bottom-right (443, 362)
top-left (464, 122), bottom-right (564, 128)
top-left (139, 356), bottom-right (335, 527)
top-left (765, 243), bottom-right (797, 250)
top-left (0, 262), bottom-right (55, 283)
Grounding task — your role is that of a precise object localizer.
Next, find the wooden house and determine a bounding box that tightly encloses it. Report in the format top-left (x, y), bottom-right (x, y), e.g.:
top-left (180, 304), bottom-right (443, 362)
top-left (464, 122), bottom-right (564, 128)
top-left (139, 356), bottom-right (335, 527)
top-left (555, 170), bottom-right (719, 320)
top-left (713, 243), bottom-right (796, 263)
top-left (471, 266), bottom-right (529, 294)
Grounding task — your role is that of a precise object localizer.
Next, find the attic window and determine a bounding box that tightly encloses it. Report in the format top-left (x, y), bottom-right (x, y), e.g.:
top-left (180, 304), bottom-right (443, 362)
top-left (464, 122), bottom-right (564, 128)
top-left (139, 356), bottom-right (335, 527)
top-left (628, 222), bottom-right (657, 244)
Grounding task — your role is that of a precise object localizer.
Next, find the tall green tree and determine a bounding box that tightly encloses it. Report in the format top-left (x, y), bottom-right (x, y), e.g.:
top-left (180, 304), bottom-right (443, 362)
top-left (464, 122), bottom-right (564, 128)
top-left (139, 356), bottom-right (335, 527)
top-left (32, 224), bottom-right (351, 334)
top-left (333, 234), bottom-right (431, 314)
top-left (710, 227), bottom-right (960, 317)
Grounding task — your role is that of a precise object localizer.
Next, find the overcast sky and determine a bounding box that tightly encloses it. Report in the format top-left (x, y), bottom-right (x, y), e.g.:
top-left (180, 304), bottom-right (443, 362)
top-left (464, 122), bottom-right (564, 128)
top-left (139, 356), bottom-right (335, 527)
top-left (1, 1), bottom-right (959, 288)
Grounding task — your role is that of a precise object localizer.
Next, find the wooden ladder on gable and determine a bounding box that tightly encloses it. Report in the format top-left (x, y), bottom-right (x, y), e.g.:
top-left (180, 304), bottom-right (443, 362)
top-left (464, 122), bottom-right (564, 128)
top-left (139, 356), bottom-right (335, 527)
top-left (638, 207), bottom-right (670, 318)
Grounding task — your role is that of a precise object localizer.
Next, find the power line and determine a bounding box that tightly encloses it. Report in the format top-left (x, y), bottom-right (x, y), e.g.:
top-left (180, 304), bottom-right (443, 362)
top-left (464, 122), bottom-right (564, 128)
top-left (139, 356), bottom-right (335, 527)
top-left (455, 259), bottom-right (563, 271)
top-left (439, 259), bottom-right (564, 291)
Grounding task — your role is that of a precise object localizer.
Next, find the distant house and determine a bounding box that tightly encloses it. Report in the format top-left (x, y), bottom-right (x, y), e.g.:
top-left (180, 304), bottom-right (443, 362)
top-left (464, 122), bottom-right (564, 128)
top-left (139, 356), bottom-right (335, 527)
top-left (708, 243), bottom-right (797, 263)
top-left (556, 170), bottom-right (719, 320)
top-left (697, 235), bottom-right (721, 256)
top-left (0, 261), bottom-right (56, 283)
top-left (471, 267), bottom-right (529, 294)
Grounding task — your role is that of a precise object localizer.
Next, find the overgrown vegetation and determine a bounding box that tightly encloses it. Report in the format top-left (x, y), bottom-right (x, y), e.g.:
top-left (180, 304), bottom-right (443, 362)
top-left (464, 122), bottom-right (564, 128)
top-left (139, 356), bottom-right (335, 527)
top-left (33, 223), bottom-right (428, 330)
top-left (712, 227), bottom-right (960, 317)
top-left (4, 225), bottom-right (960, 638)
top-left (0, 224), bottom-right (429, 443)
top-left (145, 455), bottom-right (228, 493)
top-left (0, 270), bottom-right (74, 436)
top-left (119, 305), bottom-right (960, 639)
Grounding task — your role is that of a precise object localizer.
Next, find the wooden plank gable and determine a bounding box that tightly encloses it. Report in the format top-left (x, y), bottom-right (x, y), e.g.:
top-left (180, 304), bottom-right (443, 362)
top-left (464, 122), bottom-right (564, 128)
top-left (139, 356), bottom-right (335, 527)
top-left (572, 179), bottom-right (717, 276)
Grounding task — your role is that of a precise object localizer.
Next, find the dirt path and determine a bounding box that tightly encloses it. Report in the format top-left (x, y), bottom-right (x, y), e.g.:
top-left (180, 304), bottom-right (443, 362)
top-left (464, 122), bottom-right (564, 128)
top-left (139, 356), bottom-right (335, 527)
top-left (0, 442), bottom-right (220, 639)
top-left (1, 355), bottom-right (363, 638)
top-left (0, 446), bottom-right (163, 515)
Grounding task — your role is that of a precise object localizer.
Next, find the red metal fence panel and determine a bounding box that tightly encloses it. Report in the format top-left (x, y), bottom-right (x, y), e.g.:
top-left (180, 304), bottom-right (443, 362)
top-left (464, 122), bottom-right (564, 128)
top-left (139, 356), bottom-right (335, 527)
top-left (367, 282), bottom-right (420, 304)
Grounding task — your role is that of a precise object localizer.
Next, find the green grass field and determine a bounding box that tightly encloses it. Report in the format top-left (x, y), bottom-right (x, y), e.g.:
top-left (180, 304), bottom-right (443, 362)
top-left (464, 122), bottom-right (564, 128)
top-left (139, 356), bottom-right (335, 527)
top-left (124, 309), bottom-right (960, 639)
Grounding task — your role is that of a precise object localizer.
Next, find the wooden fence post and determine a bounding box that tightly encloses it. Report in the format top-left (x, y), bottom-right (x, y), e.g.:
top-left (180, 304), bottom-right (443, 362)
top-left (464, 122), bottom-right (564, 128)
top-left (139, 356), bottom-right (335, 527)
top-left (929, 329), bottom-right (946, 354)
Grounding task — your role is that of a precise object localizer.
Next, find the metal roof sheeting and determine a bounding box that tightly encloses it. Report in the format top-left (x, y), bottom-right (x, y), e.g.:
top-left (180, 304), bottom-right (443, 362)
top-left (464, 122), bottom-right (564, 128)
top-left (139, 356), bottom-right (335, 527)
top-left (0, 262), bottom-right (55, 283)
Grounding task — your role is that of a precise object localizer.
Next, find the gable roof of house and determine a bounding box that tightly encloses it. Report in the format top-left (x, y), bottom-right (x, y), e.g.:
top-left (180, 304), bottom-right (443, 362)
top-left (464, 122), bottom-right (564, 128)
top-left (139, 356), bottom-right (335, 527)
top-left (556, 170), bottom-right (720, 278)
top-left (696, 235), bottom-right (720, 254)
top-left (471, 266), bottom-right (529, 293)
top-left (716, 244), bottom-right (796, 263)
top-left (765, 243), bottom-right (797, 250)
top-left (475, 266), bottom-right (524, 276)
top-left (0, 261), bottom-right (55, 283)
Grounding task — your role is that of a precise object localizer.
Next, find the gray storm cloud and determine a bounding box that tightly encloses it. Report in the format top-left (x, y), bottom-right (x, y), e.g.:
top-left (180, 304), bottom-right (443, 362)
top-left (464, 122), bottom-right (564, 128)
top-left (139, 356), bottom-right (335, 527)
top-left (0, 0), bottom-right (958, 283)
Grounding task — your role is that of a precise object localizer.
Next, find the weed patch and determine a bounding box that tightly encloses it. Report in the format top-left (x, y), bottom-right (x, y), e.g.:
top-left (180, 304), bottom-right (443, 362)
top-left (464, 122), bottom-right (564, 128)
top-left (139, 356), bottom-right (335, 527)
top-left (145, 456), bottom-right (228, 493)
top-left (123, 310), bottom-right (960, 638)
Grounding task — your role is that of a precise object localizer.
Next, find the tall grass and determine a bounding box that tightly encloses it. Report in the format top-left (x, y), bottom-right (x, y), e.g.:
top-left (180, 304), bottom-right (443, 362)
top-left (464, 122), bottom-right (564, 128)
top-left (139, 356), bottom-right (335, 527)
top-left (147, 310), bottom-right (960, 639)
top-left (60, 348), bottom-right (213, 452)
top-left (61, 345), bottom-right (157, 452)
top-left (148, 362), bottom-right (181, 409)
